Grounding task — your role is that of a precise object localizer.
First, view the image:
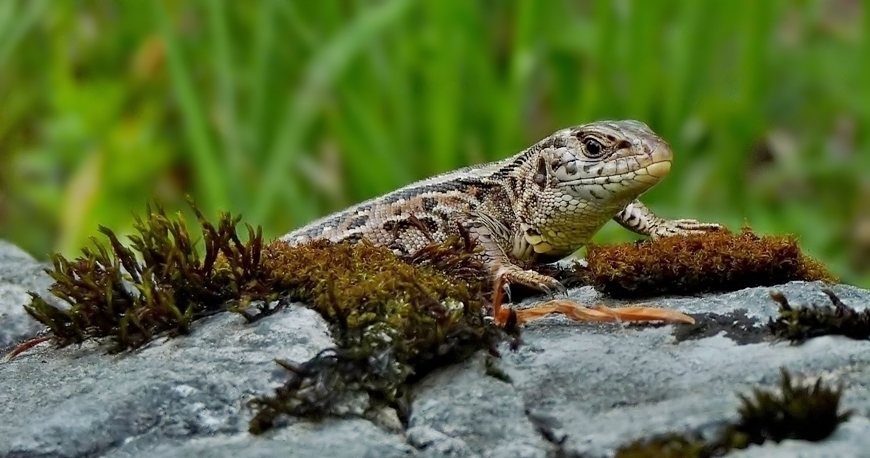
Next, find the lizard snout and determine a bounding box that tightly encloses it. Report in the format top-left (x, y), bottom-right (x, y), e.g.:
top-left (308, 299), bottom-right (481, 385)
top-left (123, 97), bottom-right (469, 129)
top-left (632, 137), bottom-right (673, 184)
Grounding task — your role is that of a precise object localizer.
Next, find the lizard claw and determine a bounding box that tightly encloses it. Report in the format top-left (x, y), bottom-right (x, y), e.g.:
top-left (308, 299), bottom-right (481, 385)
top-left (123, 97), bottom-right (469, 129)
top-left (545, 280), bottom-right (568, 298)
top-left (501, 279), bottom-right (513, 303)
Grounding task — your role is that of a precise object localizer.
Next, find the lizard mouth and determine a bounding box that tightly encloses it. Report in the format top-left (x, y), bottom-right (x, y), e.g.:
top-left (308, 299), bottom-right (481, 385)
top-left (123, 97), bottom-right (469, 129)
top-left (632, 139), bottom-right (673, 184)
top-left (643, 159), bottom-right (671, 178)
top-left (633, 149), bottom-right (672, 184)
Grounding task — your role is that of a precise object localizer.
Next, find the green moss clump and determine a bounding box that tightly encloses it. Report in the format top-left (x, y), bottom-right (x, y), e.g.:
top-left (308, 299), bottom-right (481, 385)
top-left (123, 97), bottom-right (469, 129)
top-left (247, 234), bottom-right (506, 433)
top-left (261, 235), bottom-right (487, 333)
top-left (615, 368), bottom-right (850, 457)
top-left (577, 228), bottom-right (835, 299)
top-left (615, 434), bottom-right (709, 458)
top-left (768, 289), bottom-right (870, 343)
top-left (23, 202), bottom-right (272, 352)
top-left (719, 368), bottom-right (851, 448)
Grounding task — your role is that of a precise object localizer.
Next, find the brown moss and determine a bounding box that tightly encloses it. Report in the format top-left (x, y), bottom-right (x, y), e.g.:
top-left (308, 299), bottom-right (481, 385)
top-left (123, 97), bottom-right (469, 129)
top-left (261, 235), bottom-right (488, 332)
top-left (24, 202), bottom-right (271, 352)
top-left (577, 228), bottom-right (835, 299)
top-left (768, 289), bottom-right (870, 343)
top-left (247, 234), bottom-right (506, 433)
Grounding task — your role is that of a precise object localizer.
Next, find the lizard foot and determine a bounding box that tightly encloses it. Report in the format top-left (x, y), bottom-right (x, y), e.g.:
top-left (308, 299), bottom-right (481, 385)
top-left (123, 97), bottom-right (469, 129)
top-left (651, 219), bottom-right (723, 239)
top-left (490, 265), bottom-right (566, 325)
top-left (495, 264), bottom-right (567, 297)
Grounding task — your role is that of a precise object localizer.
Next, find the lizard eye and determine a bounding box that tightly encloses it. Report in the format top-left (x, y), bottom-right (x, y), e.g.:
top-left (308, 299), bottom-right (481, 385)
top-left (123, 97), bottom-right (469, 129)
top-left (583, 138), bottom-right (604, 157)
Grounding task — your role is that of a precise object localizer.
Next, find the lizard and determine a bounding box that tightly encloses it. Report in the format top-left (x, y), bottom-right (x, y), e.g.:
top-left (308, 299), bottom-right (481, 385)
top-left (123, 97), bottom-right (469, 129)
top-left (281, 120), bottom-right (721, 325)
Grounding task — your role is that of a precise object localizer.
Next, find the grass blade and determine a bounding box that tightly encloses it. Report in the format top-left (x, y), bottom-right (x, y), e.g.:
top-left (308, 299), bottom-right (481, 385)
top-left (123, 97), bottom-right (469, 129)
top-left (154, 2), bottom-right (227, 213)
top-left (0, 0), bottom-right (49, 66)
top-left (251, 0), bottom-right (414, 226)
top-left (206, 0), bottom-right (244, 207)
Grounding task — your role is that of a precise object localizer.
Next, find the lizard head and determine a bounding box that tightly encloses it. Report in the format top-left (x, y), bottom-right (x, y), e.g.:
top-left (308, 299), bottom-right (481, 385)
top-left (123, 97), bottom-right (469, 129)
top-left (538, 120), bottom-right (673, 202)
top-left (509, 119), bottom-right (675, 259)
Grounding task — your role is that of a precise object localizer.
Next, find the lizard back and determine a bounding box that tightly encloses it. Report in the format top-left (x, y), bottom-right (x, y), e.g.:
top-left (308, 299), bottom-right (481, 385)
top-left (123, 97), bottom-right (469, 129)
top-left (281, 157), bottom-right (519, 254)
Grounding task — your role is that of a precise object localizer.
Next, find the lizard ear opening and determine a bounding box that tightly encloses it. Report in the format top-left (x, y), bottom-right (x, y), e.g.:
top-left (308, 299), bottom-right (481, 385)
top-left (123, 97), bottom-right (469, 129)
top-left (533, 156), bottom-right (548, 190)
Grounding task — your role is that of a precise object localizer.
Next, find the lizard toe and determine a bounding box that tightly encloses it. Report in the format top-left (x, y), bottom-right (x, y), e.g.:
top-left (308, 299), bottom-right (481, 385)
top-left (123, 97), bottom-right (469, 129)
top-left (550, 280), bottom-right (568, 297)
top-left (497, 265), bottom-right (564, 297)
top-left (652, 219), bottom-right (723, 238)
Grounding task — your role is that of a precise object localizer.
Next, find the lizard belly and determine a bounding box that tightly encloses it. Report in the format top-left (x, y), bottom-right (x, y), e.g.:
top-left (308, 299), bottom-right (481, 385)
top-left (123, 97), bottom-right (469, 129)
top-left (512, 200), bottom-right (630, 264)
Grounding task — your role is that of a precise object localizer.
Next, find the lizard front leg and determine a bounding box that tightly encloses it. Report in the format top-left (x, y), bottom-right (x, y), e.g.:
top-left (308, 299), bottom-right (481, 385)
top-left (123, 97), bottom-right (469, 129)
top-left (467, 214), bottom-right (693, 326)
top-left (466, 214), bottom-right (565, 296)
top-left (614, 200), bottom-right (722, 239)
top-left (467, 220), bottom-right (568, 325)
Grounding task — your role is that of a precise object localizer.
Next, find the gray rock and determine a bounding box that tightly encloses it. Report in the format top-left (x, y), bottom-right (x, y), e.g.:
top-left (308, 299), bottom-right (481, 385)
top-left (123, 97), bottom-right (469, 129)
top-left (0, 240), bottom-right (54, 348)
top-left (407, 425), bottom-right (476, 457)
top-left (0, 240), bottom-right (53, 293)
top-left (0, 283), bottom-right (41, 348)
top-left (1, 236), bottom-right (869, 458)
top-left (409, 355), bottom-right (551, 457)
top-left (105, 419), bottom-right (415, 458)
top-left (406, 282), bottom-right (870, 457)
top-left (0, 303), bottom-right (415, 458)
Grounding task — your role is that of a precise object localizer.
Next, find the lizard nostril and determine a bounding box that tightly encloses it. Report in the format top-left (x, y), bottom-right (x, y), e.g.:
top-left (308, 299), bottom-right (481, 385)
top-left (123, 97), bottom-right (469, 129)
top-left (641, 137), bottom-right (663, 153)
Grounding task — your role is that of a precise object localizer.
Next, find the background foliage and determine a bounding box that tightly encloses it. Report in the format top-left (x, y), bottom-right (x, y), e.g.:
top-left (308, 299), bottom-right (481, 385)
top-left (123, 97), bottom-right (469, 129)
top-left (0, 0), bottom-right (868, 286)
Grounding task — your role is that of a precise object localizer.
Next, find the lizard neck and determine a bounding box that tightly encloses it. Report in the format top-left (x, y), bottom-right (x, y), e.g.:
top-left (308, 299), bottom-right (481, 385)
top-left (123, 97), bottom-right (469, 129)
top-left (504, 149), bottom-right (646, 262)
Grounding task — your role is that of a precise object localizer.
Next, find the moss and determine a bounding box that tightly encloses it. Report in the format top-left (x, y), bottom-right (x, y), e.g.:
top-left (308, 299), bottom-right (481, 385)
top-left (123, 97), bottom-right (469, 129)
top-left (615, 368), bottom-right (850, 457)
top-left (577, 228), bottom-right (835, 299)
top-left (24, 201), bottom-right (272, 352)
top-left (768, 289), bottom-right (870, 343)
top-left (615, 434), bottom-right (709, 458)
top-left (247, 234), bottom-right (507, 433)
top-left (718, 368), bottom-right (851, 449)
top-left (261, 235), bottom-right (488, 335)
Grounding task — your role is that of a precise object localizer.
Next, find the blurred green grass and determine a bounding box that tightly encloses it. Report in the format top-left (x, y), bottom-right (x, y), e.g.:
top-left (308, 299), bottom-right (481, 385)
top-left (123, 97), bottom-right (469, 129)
top-left (1, 0), bottom-right (868, 286)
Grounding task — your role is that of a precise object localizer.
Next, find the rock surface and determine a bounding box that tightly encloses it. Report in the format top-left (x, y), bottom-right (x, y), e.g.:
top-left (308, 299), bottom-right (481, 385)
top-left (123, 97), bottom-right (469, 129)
top-left (2, 238), bottom-right (870, 457)
top-left (0, 240), bottom-right (55, 349)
